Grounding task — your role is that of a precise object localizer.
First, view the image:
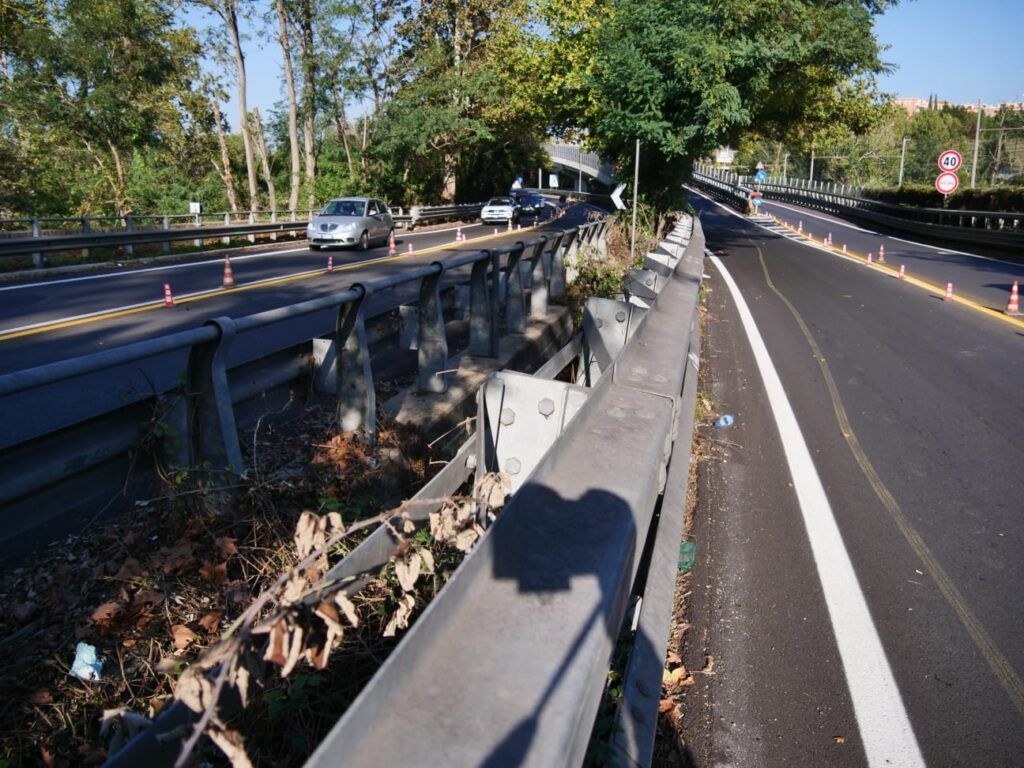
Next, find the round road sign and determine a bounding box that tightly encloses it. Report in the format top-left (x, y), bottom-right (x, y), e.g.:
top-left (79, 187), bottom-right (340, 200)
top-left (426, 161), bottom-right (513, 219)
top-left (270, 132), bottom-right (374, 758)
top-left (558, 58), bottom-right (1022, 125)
top-left (937, 149), bottom-right (963, 173)
top-left (935, 171), bottom-right (960, 195)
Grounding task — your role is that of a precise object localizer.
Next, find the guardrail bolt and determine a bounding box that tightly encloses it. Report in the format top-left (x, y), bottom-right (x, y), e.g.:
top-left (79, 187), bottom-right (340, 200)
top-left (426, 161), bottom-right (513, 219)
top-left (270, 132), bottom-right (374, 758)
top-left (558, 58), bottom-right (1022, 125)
top-left (615, 311), bottom-right (626, 322)
top-left (595, 318), bottom-right (604, 328)
top-left (499, 407), bottom-right (516, 426)
top-left (538, 398), bottom-right (555, 418)
top-left (506, 457), bottom-right (522, 475)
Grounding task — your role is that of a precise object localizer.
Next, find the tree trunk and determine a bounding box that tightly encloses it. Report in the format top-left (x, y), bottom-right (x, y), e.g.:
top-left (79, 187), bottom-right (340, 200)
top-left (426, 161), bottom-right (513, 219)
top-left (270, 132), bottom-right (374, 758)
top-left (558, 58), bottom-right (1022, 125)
top-left (293, 0), bottom-right (317, 210)
top-left (107, 142), bottom-right (129, 217)
top-left (990, 110), bottom-right (1006, 187)
top-left (224, 1), bottom-right (259, 212)
top-left (211, 97), bottom-right (240, 213)
top-left (275, 0), bottom-right (301, 213)
top-left (251, 109), bottom-right (277, 212)
top-left (333, 88), bottom-right (354, 178)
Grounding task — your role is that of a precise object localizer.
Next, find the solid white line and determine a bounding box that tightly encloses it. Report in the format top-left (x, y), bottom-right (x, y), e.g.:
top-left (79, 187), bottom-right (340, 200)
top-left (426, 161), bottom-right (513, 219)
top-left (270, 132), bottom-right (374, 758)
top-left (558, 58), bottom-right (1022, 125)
top-left (762, 199), bottom-right (876, 233)
top-left (709, 252), bottom-right (924, 767)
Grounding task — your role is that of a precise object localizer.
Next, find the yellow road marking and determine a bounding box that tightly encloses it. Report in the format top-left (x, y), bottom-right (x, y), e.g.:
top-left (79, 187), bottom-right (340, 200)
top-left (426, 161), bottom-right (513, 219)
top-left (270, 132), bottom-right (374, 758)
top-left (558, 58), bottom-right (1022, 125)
top-left (752, 240), bottom-right (1024, 718)
top-left (0, 223), bottom-right (541, 343)
top-left (765, 216), bottom-right (1024, 332)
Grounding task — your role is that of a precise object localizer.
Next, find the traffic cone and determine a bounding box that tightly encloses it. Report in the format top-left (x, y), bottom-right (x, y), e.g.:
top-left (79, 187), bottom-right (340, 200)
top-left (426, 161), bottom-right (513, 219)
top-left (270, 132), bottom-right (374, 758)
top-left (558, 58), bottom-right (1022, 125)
top-left (407, 243), bottom-right (414, 254)
top-left (456, 227), bottom-right (462, 243)
top-left (798, 221), bottom-right (803, 233)
top-left (517, 223), bottom-right (522, 231)
top-left (899, 264), bottom-right (906, 279)
top-left (222, 255), bottom-right (235, 288)
top-left (1006, 280), bottom-right (1021, 315)
top-left (327, 255), bottom-right (333, 273)
top-left (878, 244), bottom-right (886, 264)
top-left (389, 232), bottom-right (397, 255)
top-left (945, 282), bottom-right (954, 301)
top-left (842, 244), bottom-right (847, 254)
top-left (493, 228), bottom-right (498, 235)
top-left (163, 283), bottom-right (174, 307)
top-left (507, 220), bottom-right (513, 232)
top-left (827, 233), bottom-right (832, 245)
top-left (867, 253), bottom-right (873, 265)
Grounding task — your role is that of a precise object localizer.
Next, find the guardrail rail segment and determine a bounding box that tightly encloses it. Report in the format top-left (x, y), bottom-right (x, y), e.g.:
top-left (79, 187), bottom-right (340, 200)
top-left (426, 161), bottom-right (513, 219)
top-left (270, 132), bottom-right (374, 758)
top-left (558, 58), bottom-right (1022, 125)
top-left (99, 212), bottom-right (705, 767)
top-left (691, 164), bottom-right (1024, 250)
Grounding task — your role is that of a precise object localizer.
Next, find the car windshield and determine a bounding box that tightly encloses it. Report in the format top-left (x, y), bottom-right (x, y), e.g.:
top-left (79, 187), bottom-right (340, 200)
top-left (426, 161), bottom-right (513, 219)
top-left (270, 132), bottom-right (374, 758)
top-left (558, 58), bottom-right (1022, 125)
top-left (488, 197), bottom-right (513, 206)
top-left (320, 200), bottom-right (365, 217)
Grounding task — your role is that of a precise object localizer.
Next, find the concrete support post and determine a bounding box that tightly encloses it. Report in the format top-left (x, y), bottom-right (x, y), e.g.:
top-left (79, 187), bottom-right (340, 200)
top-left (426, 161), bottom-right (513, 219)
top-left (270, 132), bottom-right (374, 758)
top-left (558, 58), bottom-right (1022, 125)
top-left (469, 252), bottom-right (500, 358)
top-left (504, 242), bottom-right (527, 334)
top-left (417, 264), bottom-right (449, 393)
top-left (334, 287), bottom-right (376, 444)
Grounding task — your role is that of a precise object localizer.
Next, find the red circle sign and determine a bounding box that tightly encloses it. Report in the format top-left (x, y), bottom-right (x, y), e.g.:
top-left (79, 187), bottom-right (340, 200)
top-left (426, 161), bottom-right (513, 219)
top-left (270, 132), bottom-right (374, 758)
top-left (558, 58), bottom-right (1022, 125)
top-left (938, 150), bottom-right (963, 173)
top-left (935, 171), bottom-right (960, 194)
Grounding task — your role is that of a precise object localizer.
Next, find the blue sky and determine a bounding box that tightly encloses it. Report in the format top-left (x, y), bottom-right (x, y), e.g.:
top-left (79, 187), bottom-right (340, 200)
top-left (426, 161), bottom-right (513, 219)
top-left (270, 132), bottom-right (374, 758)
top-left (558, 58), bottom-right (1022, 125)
top-left (874, 0), bottom-right (1024, 104)
top-left (202, 0), bottom-right (1024, 130)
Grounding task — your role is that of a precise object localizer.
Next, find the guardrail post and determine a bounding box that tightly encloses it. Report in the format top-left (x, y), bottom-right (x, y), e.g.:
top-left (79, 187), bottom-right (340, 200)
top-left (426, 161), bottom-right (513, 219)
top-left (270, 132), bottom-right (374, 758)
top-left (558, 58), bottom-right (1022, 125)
top-left (247, 211), bottom-right (256, 243)
top-left (222, 212), bottom-right (230, 245)
top-left (31, 217), bottom-right (44, 268)
top-left (334, 286), bottom-right (376, 444)
top-left (417, 263), bottom-right (449, 393)
top-left (184, 316), bottom-right (244, 494)
top-left (531, 235), bottom-right (551, 319)
top-left (81, 216), bottom-right (90, 260)
top-left (270, 210), bottom-right (278, 241)
top-left (504, 242), bottom-right (527, 334)
top-left (124, 214), bottom-right (134, 257)
top-left (162, 215), bottom-right (171, 254)
top-left (469, 251), bottom-right (500, 357)
top-left (410, 205), bottom-right (422, 230)
top-left (548, 231), bottom-right (569, 298)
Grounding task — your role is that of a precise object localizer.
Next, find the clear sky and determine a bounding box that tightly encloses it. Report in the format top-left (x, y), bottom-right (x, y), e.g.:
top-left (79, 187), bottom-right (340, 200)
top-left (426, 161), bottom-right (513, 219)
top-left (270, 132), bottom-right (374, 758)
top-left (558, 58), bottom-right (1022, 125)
top-left (201, 0), bottom-right (1024, 131)
top-left (873, 0), bottom-right (1024, 104)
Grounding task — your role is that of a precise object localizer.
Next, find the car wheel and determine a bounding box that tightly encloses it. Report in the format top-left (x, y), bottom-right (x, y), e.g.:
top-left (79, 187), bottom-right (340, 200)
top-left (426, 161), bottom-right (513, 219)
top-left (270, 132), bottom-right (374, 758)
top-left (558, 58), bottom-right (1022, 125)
top-left (357, 231), bottom-right (369, 251)
top-left (310, 244), bottom-right (321, 251)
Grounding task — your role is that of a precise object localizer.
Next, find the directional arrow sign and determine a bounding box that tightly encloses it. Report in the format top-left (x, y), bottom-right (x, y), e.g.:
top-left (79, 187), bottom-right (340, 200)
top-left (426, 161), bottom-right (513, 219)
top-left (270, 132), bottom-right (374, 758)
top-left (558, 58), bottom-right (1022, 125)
top-left (611, 183), bottom-right (627, 210)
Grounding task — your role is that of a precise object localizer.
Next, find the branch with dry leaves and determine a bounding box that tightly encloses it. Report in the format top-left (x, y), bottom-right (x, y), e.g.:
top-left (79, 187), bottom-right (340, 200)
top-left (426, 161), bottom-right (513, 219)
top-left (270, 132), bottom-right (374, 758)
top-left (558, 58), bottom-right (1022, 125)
top-left (171, 471), bottom-right (512, 768)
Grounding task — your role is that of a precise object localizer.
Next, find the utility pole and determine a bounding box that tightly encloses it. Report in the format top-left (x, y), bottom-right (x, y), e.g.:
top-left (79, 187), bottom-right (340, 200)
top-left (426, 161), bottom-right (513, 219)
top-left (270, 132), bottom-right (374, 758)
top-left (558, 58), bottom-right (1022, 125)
top-left (809, 147), bottom-right (815, 182)
top-left (630, 139), bottom-right (640, 261)
top-left (783, 153), bottom-right (789, 181)
top-left (971, 99), bottom-right (982, 188)
top-left (898, 137), bottom-right (909, 186)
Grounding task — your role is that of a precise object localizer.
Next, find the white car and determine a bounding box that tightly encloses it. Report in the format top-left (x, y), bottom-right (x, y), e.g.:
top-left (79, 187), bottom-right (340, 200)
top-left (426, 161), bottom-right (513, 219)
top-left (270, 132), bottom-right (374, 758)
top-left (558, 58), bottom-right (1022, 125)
top-left (480, 197), bottom-right (520, 225)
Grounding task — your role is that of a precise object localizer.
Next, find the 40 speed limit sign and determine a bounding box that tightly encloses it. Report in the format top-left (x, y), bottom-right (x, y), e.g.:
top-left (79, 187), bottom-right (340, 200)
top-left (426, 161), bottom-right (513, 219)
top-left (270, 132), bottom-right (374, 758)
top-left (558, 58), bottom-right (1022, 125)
top-left (938, 149), bottom-right (963, 173)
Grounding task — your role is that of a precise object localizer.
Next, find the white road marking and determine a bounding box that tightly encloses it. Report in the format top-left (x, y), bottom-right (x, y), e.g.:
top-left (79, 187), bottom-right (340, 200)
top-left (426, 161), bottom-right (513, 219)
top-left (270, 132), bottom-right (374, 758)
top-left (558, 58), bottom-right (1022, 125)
top-left (762, 199), bottom-right (876, 233)
top-left (709, 252), bottom-right (925, 768)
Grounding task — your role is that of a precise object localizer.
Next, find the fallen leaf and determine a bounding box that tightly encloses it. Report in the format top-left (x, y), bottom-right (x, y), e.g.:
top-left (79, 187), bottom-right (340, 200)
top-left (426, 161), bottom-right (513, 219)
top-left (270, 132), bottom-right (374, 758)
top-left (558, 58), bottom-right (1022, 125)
top-left (171, 624), bottom-right (196, 650)
top-left (223, 580), bottom-right (249, 605)
top-left (207, 726), bottom-right (254, 768)
top-left (122, 638), bottom-right (137, 649)
top-left (199, 561), bottom-right (228, 586)
top-left (132, 590), bottom-right (165, 606)
top-left (395, 555), bottom-right (421, 592)
top-left (215, 537), bottom-right (239, 559)
top-left (152, 544), bottom-right (193, 575)
top-left (701, 655), bottom-right (715, 674)
top-left (28, 689), bottom-right (53, 705)
top-left (335, 593), bottom-right (360, 627)
top-left (417, 548), bottom-right (435, 574)
top-left (264, 619), bottom-right (288, 666)
top-left (198, 610), bottom-right (224, 633)
top-left (658, 698), bottom-right (675, 714)
top-left (666, 650), bottom-right (682, 666)
top-left (91, 601), bottom-right (124, 626)
top-left (834, 736), bottom-right (846, 745)
top-left (476, 471), bottom-right (512, 509)
top-left (115, 558), bottom-right (145, 580)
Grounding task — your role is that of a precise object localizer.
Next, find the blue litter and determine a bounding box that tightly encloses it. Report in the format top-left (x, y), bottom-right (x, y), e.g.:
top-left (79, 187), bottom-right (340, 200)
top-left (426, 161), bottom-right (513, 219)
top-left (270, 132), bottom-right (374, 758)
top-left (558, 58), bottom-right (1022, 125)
top-left (713, 414), bottom-right (734, 427)
top-left (69, 642), bottom-right (103, 681)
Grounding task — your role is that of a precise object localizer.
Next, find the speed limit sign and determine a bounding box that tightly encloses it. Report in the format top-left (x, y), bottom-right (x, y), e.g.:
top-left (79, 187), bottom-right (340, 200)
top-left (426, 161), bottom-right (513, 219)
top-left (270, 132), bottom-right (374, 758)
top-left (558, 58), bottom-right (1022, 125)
top-left (938, 149), bottom-right (963, 173)
top-left (935, 171), bottom-right (960, 195)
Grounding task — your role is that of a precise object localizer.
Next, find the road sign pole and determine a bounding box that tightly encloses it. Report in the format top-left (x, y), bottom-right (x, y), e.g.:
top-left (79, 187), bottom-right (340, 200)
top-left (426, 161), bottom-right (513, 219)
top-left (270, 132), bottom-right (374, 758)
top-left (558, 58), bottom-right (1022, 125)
top-left (630, 139), bottom-right (640, 261)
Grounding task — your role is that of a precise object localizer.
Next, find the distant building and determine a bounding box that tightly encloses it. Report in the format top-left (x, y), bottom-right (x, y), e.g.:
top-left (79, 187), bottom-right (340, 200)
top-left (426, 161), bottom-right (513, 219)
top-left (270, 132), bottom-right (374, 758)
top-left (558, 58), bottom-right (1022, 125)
top-left (893, 96), bottom-right (1023, 117)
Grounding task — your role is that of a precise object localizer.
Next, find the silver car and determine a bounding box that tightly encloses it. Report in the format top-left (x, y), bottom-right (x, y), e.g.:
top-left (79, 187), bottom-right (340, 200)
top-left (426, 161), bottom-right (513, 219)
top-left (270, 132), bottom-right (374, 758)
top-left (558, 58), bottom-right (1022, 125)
top-left (307, 197), bottom-right (394, 251)
top-left (480, 197), bottom-right (520, 225)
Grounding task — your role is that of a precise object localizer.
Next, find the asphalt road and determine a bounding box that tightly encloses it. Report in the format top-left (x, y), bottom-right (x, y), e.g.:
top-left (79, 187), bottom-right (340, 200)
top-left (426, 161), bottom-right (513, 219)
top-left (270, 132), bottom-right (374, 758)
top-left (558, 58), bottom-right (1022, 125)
top-left (681, 189), bottom-right (1024, 766)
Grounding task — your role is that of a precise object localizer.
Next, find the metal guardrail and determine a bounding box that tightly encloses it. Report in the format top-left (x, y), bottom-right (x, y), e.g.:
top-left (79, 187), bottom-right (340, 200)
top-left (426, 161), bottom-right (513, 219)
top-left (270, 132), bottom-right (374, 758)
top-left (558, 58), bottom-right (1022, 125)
top-left (692, 165), bottom-right (1024, 249)
top-left (404, 202), bottom-right (486, 228)
top-left (0, 220), bottom-right (609, 522)
top-left (101, 212), bottom-right (704, 768)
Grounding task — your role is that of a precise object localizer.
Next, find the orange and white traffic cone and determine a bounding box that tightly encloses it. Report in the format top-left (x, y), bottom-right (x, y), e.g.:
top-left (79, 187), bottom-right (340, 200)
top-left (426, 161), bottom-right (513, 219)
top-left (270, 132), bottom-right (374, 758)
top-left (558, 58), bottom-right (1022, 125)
top-left (1006, 280), bottom-right (1021, 315)
top-left (507, 220), bottom-right (513, 232)
top-left (898, 264), bottom-right (906, 279)
top-left (163, 283), bottom-right (174, 307)
top-left (327, 255), bottom-right (333, 273)
top-left (389, 232), bottom-right (397, 255)
top-left (878, 244), bottom-right (886, 263)
top-left (842, 244), bottom-right (847, 254)
top-left (945, 282), bottom-right (954, 301)
top-left (222, 255), bottom-right (235, 288)
top-left (798, 221), bottom-right (803, 233)
top-left (827, 233), bottom-right (832, 245)
top-left (456, 227), bottom-right (462, 243)
top-left (407, 243), bottom-right (414, 254)
top-left (867, 253), bottom-right (873, 265)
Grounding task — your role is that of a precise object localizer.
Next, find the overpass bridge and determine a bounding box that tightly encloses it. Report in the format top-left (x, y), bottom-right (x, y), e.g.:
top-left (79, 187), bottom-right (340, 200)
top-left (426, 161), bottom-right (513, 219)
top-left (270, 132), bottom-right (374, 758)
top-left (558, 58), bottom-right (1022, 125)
top-left (543, 141), bottom-right (616, 189)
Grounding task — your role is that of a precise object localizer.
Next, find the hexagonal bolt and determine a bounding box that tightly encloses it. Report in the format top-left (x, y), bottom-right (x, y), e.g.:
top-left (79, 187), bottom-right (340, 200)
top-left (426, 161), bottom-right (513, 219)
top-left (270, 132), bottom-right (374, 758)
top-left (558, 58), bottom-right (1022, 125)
top-left (595, 318), bottom-right (604, 328)
top-left (615, 311), bottom-right (626, 322)
top-left (644, 278), bottom-right (654, 287)
top-left (538, 397), bottom-right (555, 418)
top-left (506, 457), bottom-right (522, 475)
top-left (499, 407), bottom-right (515, 426)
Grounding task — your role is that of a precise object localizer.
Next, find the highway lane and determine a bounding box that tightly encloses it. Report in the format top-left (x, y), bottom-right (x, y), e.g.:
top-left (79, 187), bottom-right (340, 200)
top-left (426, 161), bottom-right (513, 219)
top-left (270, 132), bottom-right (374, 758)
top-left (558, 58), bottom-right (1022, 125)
top-left (682, 189), bottom-right (1024, 766)
top-left (0, 206), bottom-right (574, 373)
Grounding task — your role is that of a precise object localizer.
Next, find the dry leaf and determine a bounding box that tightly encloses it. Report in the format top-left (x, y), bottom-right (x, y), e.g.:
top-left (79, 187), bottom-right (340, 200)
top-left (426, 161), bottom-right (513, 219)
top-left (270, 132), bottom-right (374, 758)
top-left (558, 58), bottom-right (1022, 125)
top-left (417, 548), bottom-right (435, 574)
top-left (295, 511), bottom-right (326, 559)
top-left (834, 736), bottom-right (846, 745)
top-left (216, 537), bottom-right (239, 559)
top-left (315, 602), bottom-right (344, 635)
top-left (335, 593), bottom-right (360, 627)
top-left (91, 601), bottom-right (124, 626)
top-left (122, 638), bottom-right (137, 648)
top-left (208, 726), bottom-right (254, 768)
top-left (395, 555), bottom-right (421, 592)
top-left (171, 624), bottom-right (197, 650)
top-left (199, 561), bottom-right (228, 586)
top-left (454, 526), bottom-right (480, 553)
top-left (198, 610), bottom-right (224, 633)
top-left (701, 655), bottom-right (715, 674)
top-left (658, 698), bottom-right (675, 714)
top-left (28, 689), bottom-right (53, 705)
top-left (115, 558), bottom-right (144, 580)
top-left (264, 619), bottom-right (289, 666)
top-left (476, 471), bottom-right (512, 509)
top-left (402, 517), bottom-right (416, 534)
top-left (666, 650), bottom-right (682, 666)
top-left (132, 590), bottom-right (165, 606)
top-left (280, 623), bottom-right (304, 677)
top-left (383, 593), bottom-right (416, 638)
